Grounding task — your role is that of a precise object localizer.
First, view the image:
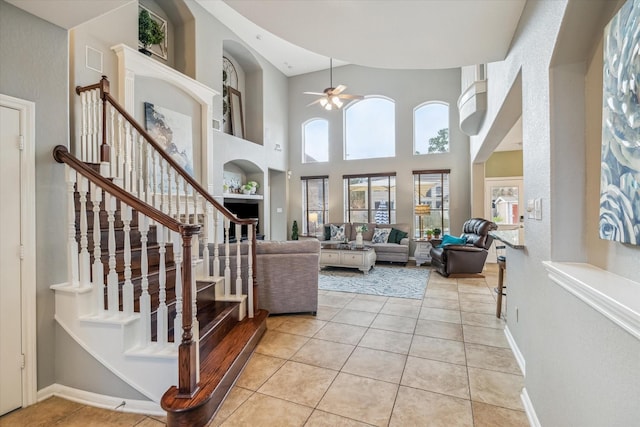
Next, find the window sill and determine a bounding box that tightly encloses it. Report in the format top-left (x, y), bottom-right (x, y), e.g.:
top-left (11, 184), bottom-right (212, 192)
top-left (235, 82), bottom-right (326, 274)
top-left (543, 262), bottom-right (640, 341)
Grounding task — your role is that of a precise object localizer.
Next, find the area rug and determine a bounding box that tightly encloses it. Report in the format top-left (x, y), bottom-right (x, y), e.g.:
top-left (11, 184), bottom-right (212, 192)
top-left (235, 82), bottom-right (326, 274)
top-left (319, 266), bottom-right (429, 299)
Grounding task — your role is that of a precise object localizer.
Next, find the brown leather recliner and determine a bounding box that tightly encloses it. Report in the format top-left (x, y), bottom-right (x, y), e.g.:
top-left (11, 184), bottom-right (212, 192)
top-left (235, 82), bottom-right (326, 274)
top-left (430, 218), bottom-right (498, 277)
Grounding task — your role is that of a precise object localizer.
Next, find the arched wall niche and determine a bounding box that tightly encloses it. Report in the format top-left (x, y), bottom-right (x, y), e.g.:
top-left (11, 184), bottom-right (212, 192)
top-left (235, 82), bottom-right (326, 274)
top-left (222, 39), bottom-right (264, 145)
top-left (141, 0), bottom-right (196, 77)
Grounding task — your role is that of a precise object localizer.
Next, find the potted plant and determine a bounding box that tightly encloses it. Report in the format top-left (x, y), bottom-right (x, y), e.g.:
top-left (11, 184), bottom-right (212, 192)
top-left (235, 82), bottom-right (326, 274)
top-left (425, 229), bottom-right (433, 240)
top-left (138, 9), bottom-right (165, 56)
top-left (241, 184), bottom-right (253, 195)
top-left (291, 220), bottom-right (299, 240)
top-left (433, 228), bottom-right (442, 239)
top-left (247, 181), bottom-right (259, 194)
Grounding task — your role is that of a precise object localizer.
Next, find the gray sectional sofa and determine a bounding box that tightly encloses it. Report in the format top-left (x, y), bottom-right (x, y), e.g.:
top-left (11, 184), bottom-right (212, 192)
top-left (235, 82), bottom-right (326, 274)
top-left (318, 222), bottom-right (411, 263)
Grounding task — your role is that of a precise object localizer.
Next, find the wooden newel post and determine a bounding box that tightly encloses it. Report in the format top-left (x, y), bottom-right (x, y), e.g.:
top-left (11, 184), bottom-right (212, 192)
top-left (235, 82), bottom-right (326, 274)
top-left (99, 75), bottom-right (111, 163)
top-left (177, 224), bottom-right (201, 398)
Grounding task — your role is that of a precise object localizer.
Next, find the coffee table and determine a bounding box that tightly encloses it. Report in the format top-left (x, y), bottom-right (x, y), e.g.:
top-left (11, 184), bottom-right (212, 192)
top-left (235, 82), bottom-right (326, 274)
top-left (320, 243), bottom-right (377, 274)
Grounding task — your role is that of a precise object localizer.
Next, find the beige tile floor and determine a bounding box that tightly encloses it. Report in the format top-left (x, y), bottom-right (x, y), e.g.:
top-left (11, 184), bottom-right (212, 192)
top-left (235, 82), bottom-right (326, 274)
top-left (1, 264), bottom-right (528, 427)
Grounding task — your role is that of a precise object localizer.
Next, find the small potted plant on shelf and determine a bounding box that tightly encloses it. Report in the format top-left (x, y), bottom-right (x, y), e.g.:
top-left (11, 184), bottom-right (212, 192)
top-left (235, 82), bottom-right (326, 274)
top-left (432, 228), bottom-right (442, 239)
top-left (246, 181), bottom-right (259, 194)
top-left (138, 9), bottom-right (165, 56)
top-left (425, 229), bottom-right (433, 240)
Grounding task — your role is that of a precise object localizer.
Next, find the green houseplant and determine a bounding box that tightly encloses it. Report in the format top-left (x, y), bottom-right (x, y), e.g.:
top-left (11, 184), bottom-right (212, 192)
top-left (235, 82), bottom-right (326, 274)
top-left (432, 228), bottom-right (442, 239)
top-left (291, 220), bottom-right (299, 240)
top-left (138, 9), bottom-right (165, 56)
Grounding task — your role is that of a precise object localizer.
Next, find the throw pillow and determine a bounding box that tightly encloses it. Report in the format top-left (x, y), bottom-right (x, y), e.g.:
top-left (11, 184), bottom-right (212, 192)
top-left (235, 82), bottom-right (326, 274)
top-left (324, 225), bottom-right (331, 241)
top-left (372, 227), bottom-right (391, 244)
top-left (389, 227), bottom-right (408, 243)
top-left (438, 234), bottom-right (467, 248)
top-left (330, 224), bottom-right (346, 241)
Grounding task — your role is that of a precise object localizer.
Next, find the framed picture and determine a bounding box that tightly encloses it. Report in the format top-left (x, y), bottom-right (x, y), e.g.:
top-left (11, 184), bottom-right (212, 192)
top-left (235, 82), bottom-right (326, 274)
top-left (599, 0), bottom-right (640, 246)
top-left (228, 87), bottom-right (245, 139)
top-left (144, 102), bottom-right (194, 192)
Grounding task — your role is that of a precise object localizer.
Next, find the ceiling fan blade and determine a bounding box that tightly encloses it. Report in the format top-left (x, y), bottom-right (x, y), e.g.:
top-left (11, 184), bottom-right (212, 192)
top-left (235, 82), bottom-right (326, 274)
top-left (332, 84), bottom-right (347, 95)
top-left (303, 91), bottom-right (325, 96)
top-left (306, 98), bottom-right (323, 107)
top-left (337, 94), bottom-right (364, 100)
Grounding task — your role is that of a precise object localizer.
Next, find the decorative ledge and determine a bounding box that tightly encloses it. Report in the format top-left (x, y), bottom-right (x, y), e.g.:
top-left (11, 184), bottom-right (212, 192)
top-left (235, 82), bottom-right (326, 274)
top-left (223, 193), bottom-right (263, 200)
top-left (543, 262), bottom-right (640, 341)
top-left (457, 79), bottom-right (487, 136)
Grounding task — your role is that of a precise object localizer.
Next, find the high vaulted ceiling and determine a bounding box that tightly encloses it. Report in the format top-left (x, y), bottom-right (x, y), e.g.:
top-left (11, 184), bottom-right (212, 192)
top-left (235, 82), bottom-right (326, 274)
top-left (211, 0), bottom-right (527, 75)
top-left (7, 0), bottom-right (527, 77)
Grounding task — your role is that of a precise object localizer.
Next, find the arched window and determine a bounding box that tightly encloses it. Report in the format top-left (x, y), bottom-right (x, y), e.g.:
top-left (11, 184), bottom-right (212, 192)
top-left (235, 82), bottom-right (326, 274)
top-left (344, 97), bottom-right (395, 160)
top-left (302, 119), bottom-right (329, 163)
top-left (414, 102), bottom-right (449, 154)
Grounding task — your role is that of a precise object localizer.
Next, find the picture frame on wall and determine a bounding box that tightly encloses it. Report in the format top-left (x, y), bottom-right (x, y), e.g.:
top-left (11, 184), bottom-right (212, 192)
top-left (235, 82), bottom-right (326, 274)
top-left (228, 86), bottom-right (245, 140)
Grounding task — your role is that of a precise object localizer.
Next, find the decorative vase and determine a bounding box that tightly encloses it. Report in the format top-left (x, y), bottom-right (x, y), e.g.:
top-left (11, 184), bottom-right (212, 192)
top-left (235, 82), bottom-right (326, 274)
top-left (356, 232), bottom-right (363, 246)
top-left (250, 186), bottom-right (257, 194)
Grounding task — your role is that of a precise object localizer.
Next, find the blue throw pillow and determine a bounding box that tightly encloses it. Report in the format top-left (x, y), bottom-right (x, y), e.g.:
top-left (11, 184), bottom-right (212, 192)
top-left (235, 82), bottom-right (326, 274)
top-left (438, 234), bottom-right (467, 248)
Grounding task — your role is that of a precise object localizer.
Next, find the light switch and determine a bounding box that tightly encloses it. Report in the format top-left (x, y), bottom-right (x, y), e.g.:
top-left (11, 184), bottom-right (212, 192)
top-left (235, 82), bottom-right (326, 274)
top-left (534, 198), bottom-right (542, 220)
top-left (276, 208), bottom-right (283, 213)
top-left (527, 199), bottom-right (535, 219)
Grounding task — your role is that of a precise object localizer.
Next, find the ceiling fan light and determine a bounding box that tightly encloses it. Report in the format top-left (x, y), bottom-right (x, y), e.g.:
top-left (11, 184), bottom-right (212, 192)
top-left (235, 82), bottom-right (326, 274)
top-left (332, 97), bottom-right (343, 109)
top-left (324, 102), bottom-right (333, 111)
top-left (319, 97), bottom-right (328, 107)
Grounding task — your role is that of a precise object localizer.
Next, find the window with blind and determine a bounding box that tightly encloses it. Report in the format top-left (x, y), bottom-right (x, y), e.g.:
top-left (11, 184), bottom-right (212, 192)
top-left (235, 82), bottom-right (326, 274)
top-left (414, 170), bottom-right (450, 238)
top-left (344, 173), bottom-right (396, 223)
top-left (301, 176), bottom-right (328, 235)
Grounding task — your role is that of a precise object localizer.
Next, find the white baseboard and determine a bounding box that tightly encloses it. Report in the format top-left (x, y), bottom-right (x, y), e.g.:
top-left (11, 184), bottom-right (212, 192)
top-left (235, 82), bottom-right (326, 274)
top-left (504, 325), bottom-right (526, 375)
top-left (521, 387), bottom-right (541, 427)
top-left (37, 384), bottom-right (164, 416)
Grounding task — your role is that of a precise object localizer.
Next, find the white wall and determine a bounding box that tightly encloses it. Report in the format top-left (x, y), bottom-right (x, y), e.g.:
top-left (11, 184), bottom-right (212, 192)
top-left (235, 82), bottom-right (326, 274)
top-left (472, 0), bottom-right (640, 425)
top-left (288, 65), bottom-right (469, 237)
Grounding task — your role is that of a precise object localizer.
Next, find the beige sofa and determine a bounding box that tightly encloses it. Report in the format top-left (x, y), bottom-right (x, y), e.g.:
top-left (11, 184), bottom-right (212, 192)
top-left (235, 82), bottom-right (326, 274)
top-left (319, 222), bottom-right (410, 263)
top-left (207, 239), bottom-right (320, 315)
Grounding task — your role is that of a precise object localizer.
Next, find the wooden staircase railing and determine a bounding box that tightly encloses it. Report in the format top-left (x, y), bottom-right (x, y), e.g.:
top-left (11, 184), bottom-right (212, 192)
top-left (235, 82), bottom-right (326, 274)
top-left (54, 145), bottom-right (201, 396)
top-left (66, 76), bottom-right (263, 409)
top-left (75, 76), bottom-right (259, 319)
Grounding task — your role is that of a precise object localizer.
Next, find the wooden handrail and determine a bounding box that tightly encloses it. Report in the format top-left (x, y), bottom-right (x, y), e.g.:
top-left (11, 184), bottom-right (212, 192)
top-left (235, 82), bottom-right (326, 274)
top-left (77, 77), bottom-right (259, 316)
top-left (54, 144), bottom-right (200, 395)
top-left (53, 145), bottom-right (199, 236)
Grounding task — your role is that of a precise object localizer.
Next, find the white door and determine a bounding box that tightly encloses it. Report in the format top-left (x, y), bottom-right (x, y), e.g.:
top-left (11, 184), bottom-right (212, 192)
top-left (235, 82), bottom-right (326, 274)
top-left (484, 177), bottom-right (524, 263)
top-left (0, 105), bottom-right (23, 415)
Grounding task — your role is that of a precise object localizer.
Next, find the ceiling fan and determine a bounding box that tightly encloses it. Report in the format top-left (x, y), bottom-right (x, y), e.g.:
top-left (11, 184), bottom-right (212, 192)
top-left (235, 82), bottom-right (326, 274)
top-left (304, 58), bottom-right (363, 110)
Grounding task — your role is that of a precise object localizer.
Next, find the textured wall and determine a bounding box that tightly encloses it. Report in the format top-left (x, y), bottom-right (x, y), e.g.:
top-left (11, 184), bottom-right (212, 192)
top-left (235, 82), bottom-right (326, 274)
top-left (485, 150), bottom-right (523, 177)
top-left (471, 0), bottom-right (640, 425)
top-left (0, 0), bottom-right (69, 390)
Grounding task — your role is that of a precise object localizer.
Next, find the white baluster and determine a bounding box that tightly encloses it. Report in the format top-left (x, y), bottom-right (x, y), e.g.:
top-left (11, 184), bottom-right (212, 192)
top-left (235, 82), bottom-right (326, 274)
top-left (157, 225), bottom-right (168, 345)
top-left (109, 106), bottom-right (116, 177)
top-left (201, 198), bottom-right (210, 278)
top-left (117, 114), bottom-right (125, 184)
top-left (175, 174), bottom-right (181, 222)
top-left (172, 231), bottom-right (183, 346)
top-left (224, 218), bottom-right (230, 296)
top-left (87, 91), bottom-right (94, 162)
top-left (96, 92), bottom-right (102, 164)
top-left (78, 176), bottom-right (91, 288)
top-left (167, 166), bottom-right (173, 218)
top-left (80, 92), bottom-right (88, 160)
top-left (90, 89), bottom-right (99, 162)
top-left (91, 183), bottom-right (105, 313)
top-left (235, 223), bottom-right (242, 298)
top-left (66, 167), bottom-right (79, 287)
top-left (138, 135), bottom-right (145, 201)
top-left (121, 203), bottom-right (133, 315)
top-left (106, 193), bottom-right (118, 313)
top-left (124, 122), bottom-right (131, 192)
top-left (247, 224), bottom-right (254, 318)
top-left (130, 129), bottom-right (137, 196)
top-left (213, 209), bottom-right (220, 277)
top-left (139, 214), bottom-right (151, 343)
